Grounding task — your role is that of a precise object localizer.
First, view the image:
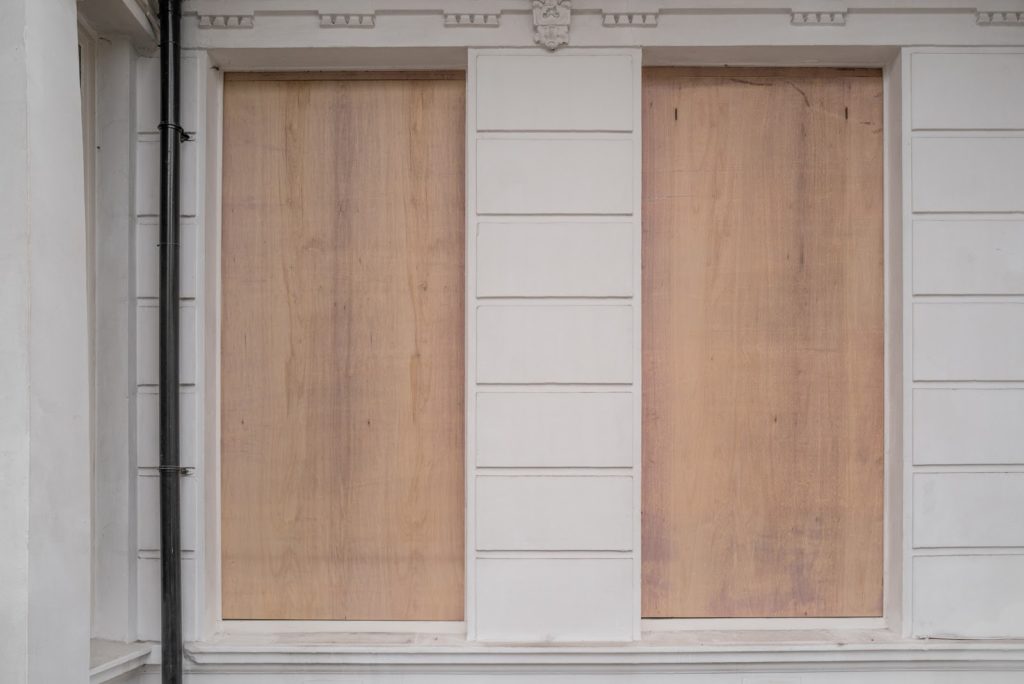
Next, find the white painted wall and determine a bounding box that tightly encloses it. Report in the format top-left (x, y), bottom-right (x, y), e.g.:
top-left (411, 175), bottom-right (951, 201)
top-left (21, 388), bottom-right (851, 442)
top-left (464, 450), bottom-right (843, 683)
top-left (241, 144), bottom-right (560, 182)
top-left (95, 0), bottom-right (1024, 679)
top-left (467, 48), bottom-right (642, 642)
top-left (905, 48), bottom-right (1024, 639)
top-left (0, 0), bottom-right (91, 681)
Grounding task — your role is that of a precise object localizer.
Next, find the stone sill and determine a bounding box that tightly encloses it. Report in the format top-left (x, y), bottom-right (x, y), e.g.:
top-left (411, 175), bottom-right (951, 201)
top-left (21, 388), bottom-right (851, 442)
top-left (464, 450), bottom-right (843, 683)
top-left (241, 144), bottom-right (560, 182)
top-left (90, 639), bottom-right (152, 683)
top-left (185, 630), bottom-right (1024, 672)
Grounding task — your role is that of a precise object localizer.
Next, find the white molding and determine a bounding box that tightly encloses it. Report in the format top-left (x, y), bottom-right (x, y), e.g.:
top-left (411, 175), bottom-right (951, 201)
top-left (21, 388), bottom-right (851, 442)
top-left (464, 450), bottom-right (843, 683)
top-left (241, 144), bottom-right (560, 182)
top-left (977, 10), bottom-right (1024, 24)
top-left (603, 12), bottom-right (658, 27)
top-left (184, 637), bottom-right (1024, 671)
top-left (320, 13), bottom-right (376, 28)
top-left (445, 13), bottom-right (501, 27)
top-left (179, 1), bottom-right (1024, 52)
top-left (197, 13), bottom-right (254, 29)
top-left (791, 10), bottom-right (847, 25)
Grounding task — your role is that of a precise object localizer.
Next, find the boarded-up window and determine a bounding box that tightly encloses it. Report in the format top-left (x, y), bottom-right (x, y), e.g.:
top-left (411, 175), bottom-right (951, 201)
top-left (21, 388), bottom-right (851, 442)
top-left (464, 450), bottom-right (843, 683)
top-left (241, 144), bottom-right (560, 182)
top-left (220, 73), bottom-right (465, 620)
top-left (642, 68), bottom-right (885, 618)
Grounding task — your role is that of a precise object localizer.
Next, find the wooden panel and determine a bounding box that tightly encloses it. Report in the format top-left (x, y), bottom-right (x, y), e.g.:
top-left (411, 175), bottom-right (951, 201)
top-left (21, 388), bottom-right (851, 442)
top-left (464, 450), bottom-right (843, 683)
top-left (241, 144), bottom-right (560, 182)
top-left (477, 305), bottom-right (633, 384)
top-left (476, 138), bottom-right (633, 215)
top-left (475, 54), bottom-right (634, 131)
top-left (913, 555), bottom-right (1024, 638)
top-left (476, 222), bottom-right (633, 297)
top-left (913, 303), bottom-right (1024, 380)
top-left (911, 53), bottom-right (1024, 130)
top-left (912, 137), bottom-right (1024, 212)
top-left (220, 76), bottom-right (465, 620)
top-left (476, 392), bottom-right (633, 468)
top-left (475, 476), bottom-right (633, 550)
top-left (913, 220), bottom-right (1024, 295)
top-left (475, 558), bottom-right (634, 642)
top-left (913, 389), bottom-right (1024, 465)
top-left (641, 68), bottom-right (885, 617)
top-left (914, 473), bottom-right (1024, 548)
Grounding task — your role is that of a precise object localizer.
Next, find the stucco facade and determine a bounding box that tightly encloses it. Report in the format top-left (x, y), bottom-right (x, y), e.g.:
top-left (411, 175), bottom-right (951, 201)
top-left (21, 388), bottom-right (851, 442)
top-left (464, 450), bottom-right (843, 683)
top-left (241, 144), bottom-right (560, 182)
top-left (3, 0), bottom-right (1024, 681)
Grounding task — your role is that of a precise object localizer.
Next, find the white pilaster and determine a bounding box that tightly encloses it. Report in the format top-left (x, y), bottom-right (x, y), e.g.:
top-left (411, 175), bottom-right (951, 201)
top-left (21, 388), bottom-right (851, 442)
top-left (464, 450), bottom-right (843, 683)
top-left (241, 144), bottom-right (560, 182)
top-left (0, 0), bottom-right (92, 680)
top-left (906, 48), bottom-right (1024, 639)
top-left (466, 48), bottom-right (642, 642)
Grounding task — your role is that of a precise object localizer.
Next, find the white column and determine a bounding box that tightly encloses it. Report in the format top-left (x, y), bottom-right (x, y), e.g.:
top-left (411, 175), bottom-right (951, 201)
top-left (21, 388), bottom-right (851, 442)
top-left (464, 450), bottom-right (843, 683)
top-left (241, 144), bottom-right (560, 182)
top-left (905, 48), bottom-right (1024, 639)
top-left (466, 48), bottom-right (642, 642)
top-left (0, 0), bottom-right (92, 680)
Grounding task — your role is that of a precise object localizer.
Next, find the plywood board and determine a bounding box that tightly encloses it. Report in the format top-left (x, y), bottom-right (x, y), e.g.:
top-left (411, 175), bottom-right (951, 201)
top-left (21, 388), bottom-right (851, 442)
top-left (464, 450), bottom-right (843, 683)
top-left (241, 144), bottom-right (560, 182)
top-left (220, 74), bottom-right (465, 620)
top-left (641, 68), bottom-right (884, 617)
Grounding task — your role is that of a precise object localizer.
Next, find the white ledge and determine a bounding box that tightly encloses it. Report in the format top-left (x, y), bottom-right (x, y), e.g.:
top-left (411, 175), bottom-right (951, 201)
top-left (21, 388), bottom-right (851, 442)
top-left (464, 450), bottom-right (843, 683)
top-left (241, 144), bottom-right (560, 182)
top-left (90, 640), bottom-right (152, 683)
top-left (186, 631), bottom-right (1024, 672)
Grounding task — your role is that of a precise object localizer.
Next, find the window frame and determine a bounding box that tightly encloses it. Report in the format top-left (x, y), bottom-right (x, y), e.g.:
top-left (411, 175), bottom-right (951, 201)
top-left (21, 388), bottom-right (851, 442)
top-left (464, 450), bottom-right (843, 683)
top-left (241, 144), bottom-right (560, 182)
top-left (193, 45), bottom-right (905, 644)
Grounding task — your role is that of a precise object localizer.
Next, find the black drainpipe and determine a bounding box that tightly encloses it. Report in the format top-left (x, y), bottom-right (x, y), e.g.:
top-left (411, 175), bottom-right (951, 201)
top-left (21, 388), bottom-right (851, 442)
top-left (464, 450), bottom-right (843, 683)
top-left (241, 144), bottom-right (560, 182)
top-left (158, 0), bottom-right (184, 682)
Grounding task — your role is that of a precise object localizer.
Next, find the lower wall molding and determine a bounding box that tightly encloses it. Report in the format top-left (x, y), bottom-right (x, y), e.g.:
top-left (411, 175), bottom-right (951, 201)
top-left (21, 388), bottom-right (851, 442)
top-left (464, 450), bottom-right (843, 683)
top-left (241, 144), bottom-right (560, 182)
top-left (174, 638), bottom-right (1024, 677)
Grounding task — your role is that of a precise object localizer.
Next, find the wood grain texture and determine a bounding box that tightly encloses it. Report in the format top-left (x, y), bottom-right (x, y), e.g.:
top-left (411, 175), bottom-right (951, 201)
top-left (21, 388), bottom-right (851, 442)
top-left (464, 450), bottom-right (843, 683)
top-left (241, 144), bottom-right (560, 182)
top-left (641, 68), bottom-right (884, 618)
top-left (220, 75), bottom-right (465, 620)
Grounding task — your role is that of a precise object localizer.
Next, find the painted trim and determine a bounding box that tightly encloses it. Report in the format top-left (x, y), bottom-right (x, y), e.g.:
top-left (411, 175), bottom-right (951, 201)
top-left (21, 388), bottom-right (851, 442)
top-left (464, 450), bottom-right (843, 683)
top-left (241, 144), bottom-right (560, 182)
top-left (194, 44), bottom-right (908, 645)
top-left (184, 638), bottom-right (1024, 671)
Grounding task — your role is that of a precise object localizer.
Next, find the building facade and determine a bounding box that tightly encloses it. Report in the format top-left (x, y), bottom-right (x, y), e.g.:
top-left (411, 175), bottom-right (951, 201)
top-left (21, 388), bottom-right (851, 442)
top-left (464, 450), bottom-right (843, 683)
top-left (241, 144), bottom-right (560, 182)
top-left (3, 0), bottom-right (1024, 681)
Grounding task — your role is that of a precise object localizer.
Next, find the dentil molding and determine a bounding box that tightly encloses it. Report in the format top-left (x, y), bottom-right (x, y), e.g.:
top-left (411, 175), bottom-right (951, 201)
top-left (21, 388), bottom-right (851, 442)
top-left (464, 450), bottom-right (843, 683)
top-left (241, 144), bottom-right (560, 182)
top-left (182, 0), bottom-right (1024, 47)
top-left (791, 10), bottom-right (847, 25)
top-left (976, 10), bottom-right (1024, 24)
top-left (320, 13), bottom-right (375, 27)
top-left (603, 12), bottom-right (658, 27)
top-left (197, 13), bottom-right (253, 29)
top-left (445, 13), bottom-right (501, 27)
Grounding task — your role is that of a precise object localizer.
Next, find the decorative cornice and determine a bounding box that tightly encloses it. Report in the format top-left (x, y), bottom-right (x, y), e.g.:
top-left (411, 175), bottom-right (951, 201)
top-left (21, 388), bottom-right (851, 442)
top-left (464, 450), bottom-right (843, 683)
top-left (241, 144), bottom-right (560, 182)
top-left (197, 13), bottom-right (253, 29)
top-left (976, 10), bottom-right (1024, 24)
top-left (445, 13), bottom-right (501, 27)
top-left (791, 10), bottom-right (847, 25)
top-left (320, 13), bottom-right (376, 28)
top-left (533, 0), bottom-right (571, 50)
top-left (603, 12), bottom-right (658, 27)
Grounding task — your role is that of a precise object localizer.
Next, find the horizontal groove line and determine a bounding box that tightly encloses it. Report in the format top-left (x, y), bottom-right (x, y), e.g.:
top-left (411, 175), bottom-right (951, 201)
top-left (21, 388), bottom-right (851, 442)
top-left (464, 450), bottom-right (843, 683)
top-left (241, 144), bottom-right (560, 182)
top-left (911, 211), bottom-right (1024, 217)
top-left (139, 550), bottom-right (196, 560)
top-left (475, 550), bottom-right (633, 558)
top-left (912, 379), bottom-right (1024, 385)
top-left (472, 214), bottom-right (640, 220)
top-left (913, 464), bottom-right (1024, 472)
top-left (476, 382), bottom-right (633, 388)
top-left (476, 213), bottom-right (635, 218)
top-left (476, 129), bottom-right (634, 135)
top-left (138, 467), bottom-right (198, 477)
top-left (475, 468), bottom-right (634, 476)
top-left (476, 295), bottom-right (635, 301)
top-left (474, 386), bottom-right (633, 393)
top-left (912, 129), bottom-right (1024, 135)
top-left (912, 294), bottom-right (1024, 300)
top-left (476, 131), bottom-right (634, 138)
top-left (913, 548), bottom-right (1024, 556)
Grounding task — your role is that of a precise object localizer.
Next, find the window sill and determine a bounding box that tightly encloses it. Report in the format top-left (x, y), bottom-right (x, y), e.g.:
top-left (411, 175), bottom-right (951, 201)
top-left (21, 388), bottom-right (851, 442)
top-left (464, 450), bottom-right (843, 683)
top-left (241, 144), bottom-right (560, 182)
top-left (90, 639), bottom-right (152, 683)
top-left (186, 631), bottom-right (1024, 673)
